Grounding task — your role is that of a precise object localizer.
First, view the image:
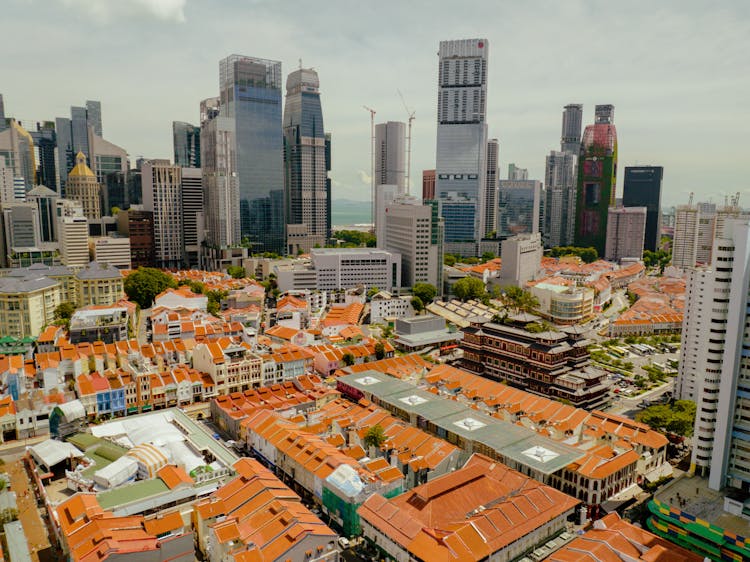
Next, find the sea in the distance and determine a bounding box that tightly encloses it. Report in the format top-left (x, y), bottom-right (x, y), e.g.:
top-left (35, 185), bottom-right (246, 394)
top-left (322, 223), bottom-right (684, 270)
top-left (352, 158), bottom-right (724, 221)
top-left (332, 199), bottom-right (372, 231)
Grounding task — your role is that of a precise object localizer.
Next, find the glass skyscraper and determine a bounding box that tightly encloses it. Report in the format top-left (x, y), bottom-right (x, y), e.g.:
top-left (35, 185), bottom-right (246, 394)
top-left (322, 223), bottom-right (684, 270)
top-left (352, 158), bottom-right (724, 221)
top-left (623, 166), bottom-right (663, 252)
top-left (435, 39), bottom-right (489, 251)
top-left (497, 179), bottom-right (542, 239)
top-left (220, 54), bottom-right (284, 254)
top-left (283, 67), bottom-right (330, 253)
top-left (173, 121), bottom-right (201, 168)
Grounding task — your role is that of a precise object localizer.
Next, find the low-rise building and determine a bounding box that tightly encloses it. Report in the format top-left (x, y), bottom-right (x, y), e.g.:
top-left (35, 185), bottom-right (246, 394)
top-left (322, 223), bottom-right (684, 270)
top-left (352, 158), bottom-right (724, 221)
top-left (193, 458), bottom-right (340, 562)
top-left (153, 286), bottom-right (207, 311)
top-left (76, 261), bottom-right (125, 307)
top-left (369, 290), bottom-right (415, 324)
top-left (461, 316), bottom-right (609, 409)
top-left (192, 338), bottom-right (262, 397)
top-left (528, 277), bottom-right (595, 325)
top-left (0, 270), bottom-right (60, 337)
top-left (69, 305), bottom-right (130, 344)
top-left (359, 453), bottom-right (579, 562)
top-left (392, 314), bottom-right (463, 352)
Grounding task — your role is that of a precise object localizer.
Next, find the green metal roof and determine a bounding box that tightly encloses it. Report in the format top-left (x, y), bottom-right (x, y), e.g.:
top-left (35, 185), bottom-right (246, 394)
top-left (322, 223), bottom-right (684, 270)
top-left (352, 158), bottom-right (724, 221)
top-left (97, 478), bottom-right (170, 510)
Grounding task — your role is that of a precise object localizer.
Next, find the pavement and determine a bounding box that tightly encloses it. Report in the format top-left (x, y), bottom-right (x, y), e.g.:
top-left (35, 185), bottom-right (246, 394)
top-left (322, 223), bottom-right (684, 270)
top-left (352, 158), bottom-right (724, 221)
top-left (6, 458), bottom-right (51, 562)
top-left (606, 379), bottom-right (674, 417)
top-left (655, 472), bottom-right (750, 536)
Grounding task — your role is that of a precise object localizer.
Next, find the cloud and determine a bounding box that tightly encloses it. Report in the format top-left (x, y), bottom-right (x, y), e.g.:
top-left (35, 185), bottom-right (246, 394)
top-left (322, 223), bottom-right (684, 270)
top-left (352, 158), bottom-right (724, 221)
top-left (357, 170), bottom-right (372, 186)
top-left (54, 0), bottom-right (187, 23)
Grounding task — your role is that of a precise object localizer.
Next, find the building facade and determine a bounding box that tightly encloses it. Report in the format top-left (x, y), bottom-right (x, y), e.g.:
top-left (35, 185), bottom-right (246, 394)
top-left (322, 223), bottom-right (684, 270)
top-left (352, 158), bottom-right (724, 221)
top-left (435, 38), bottom-right (489, 253)
top-left (220, 54), bottom-right (284, 254)
top-left (180, 167), bottom-right (203, 268)
top-left (497, 179), bottom-right (541, 239)
top-left (312, 248), bottom-right (401, 292)
top-left (622, 166), bottom-right (663, 252)
top-left (383, 197), bottom-right (442, 288)
top-left (65, 152), bottom-right (101, 219)
top-left (604, 206), bottom-right (647, 262)
top-left (172, 121), bottom-right (201, 168)
top-left (484, 138), bottom-right (499, 237)
top-left (574, 105), bottom-right (617, 255)
top-left (497, 232), bottom-right (542, 287)
top-left (560, 103), bottom-right (583, 154)
top-left (375, 121), bottom-right (406, 192)
top-left (544, 150), bottom-right (578, 248)
top-left (422, 169), bottom-right (435, 201)
top-left (58, 215), bottom-right (89, 267)
top-left (141, 160), bottom-right (184, 268)
top-left (117, 207), bottom-right (155, 268)
top-left (283, 67), bottom-right (330, 253)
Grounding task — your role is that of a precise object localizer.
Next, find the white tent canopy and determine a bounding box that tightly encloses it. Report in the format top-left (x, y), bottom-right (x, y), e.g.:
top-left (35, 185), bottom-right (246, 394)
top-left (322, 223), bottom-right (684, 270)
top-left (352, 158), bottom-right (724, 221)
top-left (93, 456), bottom-right (138, 489)
top-left (29, 439), bottom-right (83, 470)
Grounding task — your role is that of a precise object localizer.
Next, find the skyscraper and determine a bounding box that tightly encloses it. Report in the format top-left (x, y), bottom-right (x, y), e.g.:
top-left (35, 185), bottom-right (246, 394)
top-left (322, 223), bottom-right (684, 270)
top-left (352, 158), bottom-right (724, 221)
top-left (497, 179), bottom-right (541, 239)
top-left (173, 121), bottom-right (201, 168)
top-left (375, 121), bottom-right (406, 192)
top-left (507, 163), bottom-right (528, 181)
top-left (435, 38), bottom-right (489, 254)
top-left (0, 119), bottom-right (36, 192)
top-left (220, 54), bottom-right (284, 254)
top-left (283, 67), bottom-right (330, 254)
top-left (55, 101), bottom-right (104, 194)
top-left (201, 96), bottom-right (240, 249)
top-left (544, 150), bottom-right (577, 247)
top-left (484, 139), bottom-right (499, 237)
top-left (181, 167), bottom-right (203, 267)
top-left (0, 94), bottom-right (5, 131)
top-left (560, 103), bottom-right (583, 154)
top-left (622, 166), bottom-right (663, 252)
top-left (141, 160), bottom-right (184, 268)
top-left (604, 206), bottom-right (647, 262)
top-left (676, 218), bottom-right (750, 491)
top-left (86, 100), bottom-right (102, 137)
top-left (89, 133), bottom-right (128, 215)
top-left (544, 105), bottom-right (582, 248)
top-left (574, 105), bottom-right (617, 255)
top-left (384, 196), bottom-right (442, 288)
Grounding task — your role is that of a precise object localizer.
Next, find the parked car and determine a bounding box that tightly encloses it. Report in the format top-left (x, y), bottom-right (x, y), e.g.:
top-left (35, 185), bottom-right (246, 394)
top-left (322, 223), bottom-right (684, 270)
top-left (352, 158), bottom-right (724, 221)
top-left (338, 537), bottom-right (350, 549)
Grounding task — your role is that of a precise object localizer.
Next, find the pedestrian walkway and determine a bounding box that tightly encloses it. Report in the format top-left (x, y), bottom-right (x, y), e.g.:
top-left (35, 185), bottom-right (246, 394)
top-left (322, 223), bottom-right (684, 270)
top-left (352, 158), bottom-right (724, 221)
top-left (6, 458), bottom-right (51, 562)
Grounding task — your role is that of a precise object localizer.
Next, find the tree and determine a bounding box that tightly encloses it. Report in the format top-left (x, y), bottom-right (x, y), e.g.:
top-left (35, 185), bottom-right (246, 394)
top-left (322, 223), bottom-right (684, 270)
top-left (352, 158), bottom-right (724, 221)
top-left (374, 342), bottom-right (386, 360)
top-left (364, 424), bottom-right (387, 450)
top-left (206, 289), bottom-right (228, 316)
top-left (411, 296), bottom-right (424, 314)
top-left (643, 249), bottom-right (671, 272)
top-left (453, 277), bottom-right (486, 301)
top-left (54, 302), bottom-right (76, 326)
top-left (548, 246), bottom-right (599, 264)
top-left (227, 265), bottom-right (246, 279)
top-left (124, 268), bottom-right (178, 309)
top-left (635, 400), bottom-right (696, 437)
top-left (178, 279), bottom-right (205, 294)
top-left (444, 254), bottom-right (457, 267)
top-left (413, 283), bottom-right (437, 305)
top-left (367, 286), bottom-right (380, 299)
top-left (332, 230), bottom-right (376, 248)
top-left (500, 286), bottom-right (540, 314)
top-left (342, 352), bottom-right (355, 366)
top-left (481, 251), bottom-right (495, 263)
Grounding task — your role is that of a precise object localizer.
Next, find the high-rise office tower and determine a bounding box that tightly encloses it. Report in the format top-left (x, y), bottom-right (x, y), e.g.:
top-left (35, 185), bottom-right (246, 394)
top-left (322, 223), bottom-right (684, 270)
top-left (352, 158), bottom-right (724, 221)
top-left (622, 166), bottom-right (663, 252)
top-left (283, 67), bottom-right (330, 254)
top-left (604, 206), bottom-right (647, 262)
top-left (435, 38), bottom-right (489, 254)
top-left (560, 104), bottom-right (583, 154)
top-left (86, 100), bottom-right (102, 137)
top-left (55, 101), bottom-right (104, 194)
top-left (25, 185), bottom-right (59, 242)
top-left (422, 169), bottom-right (435, 201)
top-left (220, 54), bottom-right (284, 254)
top-left (374, 184), bottom-right (400, 246)
top-left (200, 96), bottom-right (240, 249)
top-left (58, 215), bottom-right (89, 268)
top-left (173, 121), bottom-right (201, 168)
top-left (676, 218), bottom-right (750, 490)
top-left (0, 94), bottom-right (5, 131)
top-left (544, 104), bottom-right (582, 248)
top-left (507, 163), bottom-right (528, 181)
top-left (141, 160), bottom-right (184, 268)
top-left (375, 121), bottom-right (406, 192)
top-left (16, 120), bottom-right (59, 192)
top-left (66, 152), bottom-right (101, 220)
top-left (89, 133), bottom-right (128, 215)
top-left (574, 104), bottom-right (617, 255)
top-left (497, 179), bottom-right (541, 239)
top-left (484, 139), bottom-right (499, 237)
top-left (181, 168), bottom-right (203, 267)
top-left (384, 196), bottom-right (442, 288)
top-left (544, 150), bottom-right (577, 247)
top-left (0, 119), bottom-right (36, 193)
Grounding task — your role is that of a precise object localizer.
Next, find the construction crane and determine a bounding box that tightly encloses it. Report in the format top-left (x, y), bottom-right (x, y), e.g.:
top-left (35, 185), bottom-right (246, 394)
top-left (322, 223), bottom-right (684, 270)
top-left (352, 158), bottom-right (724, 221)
top-left (397, 90), bottom-right (415, 195)
top-left (363, 106), bottom-right (376, 228)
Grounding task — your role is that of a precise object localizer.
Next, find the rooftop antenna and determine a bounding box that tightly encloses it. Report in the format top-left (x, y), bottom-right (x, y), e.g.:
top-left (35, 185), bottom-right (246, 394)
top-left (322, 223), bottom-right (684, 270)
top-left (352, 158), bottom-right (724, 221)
top-left (397, 90), bottom-right (415, 195)
top-left (363, 106), bottom-right (376, 228)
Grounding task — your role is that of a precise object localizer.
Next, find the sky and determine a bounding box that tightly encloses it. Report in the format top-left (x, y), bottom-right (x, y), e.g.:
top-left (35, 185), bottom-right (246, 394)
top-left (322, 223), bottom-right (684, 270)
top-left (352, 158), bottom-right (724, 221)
top-left (2, 0), bottom-right (749, 208)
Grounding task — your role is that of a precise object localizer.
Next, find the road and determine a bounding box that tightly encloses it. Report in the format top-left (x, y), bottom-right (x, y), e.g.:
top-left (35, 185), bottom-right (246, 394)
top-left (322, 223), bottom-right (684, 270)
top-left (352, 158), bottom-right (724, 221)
top-left (607, 379), bottom-right (674, 417)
